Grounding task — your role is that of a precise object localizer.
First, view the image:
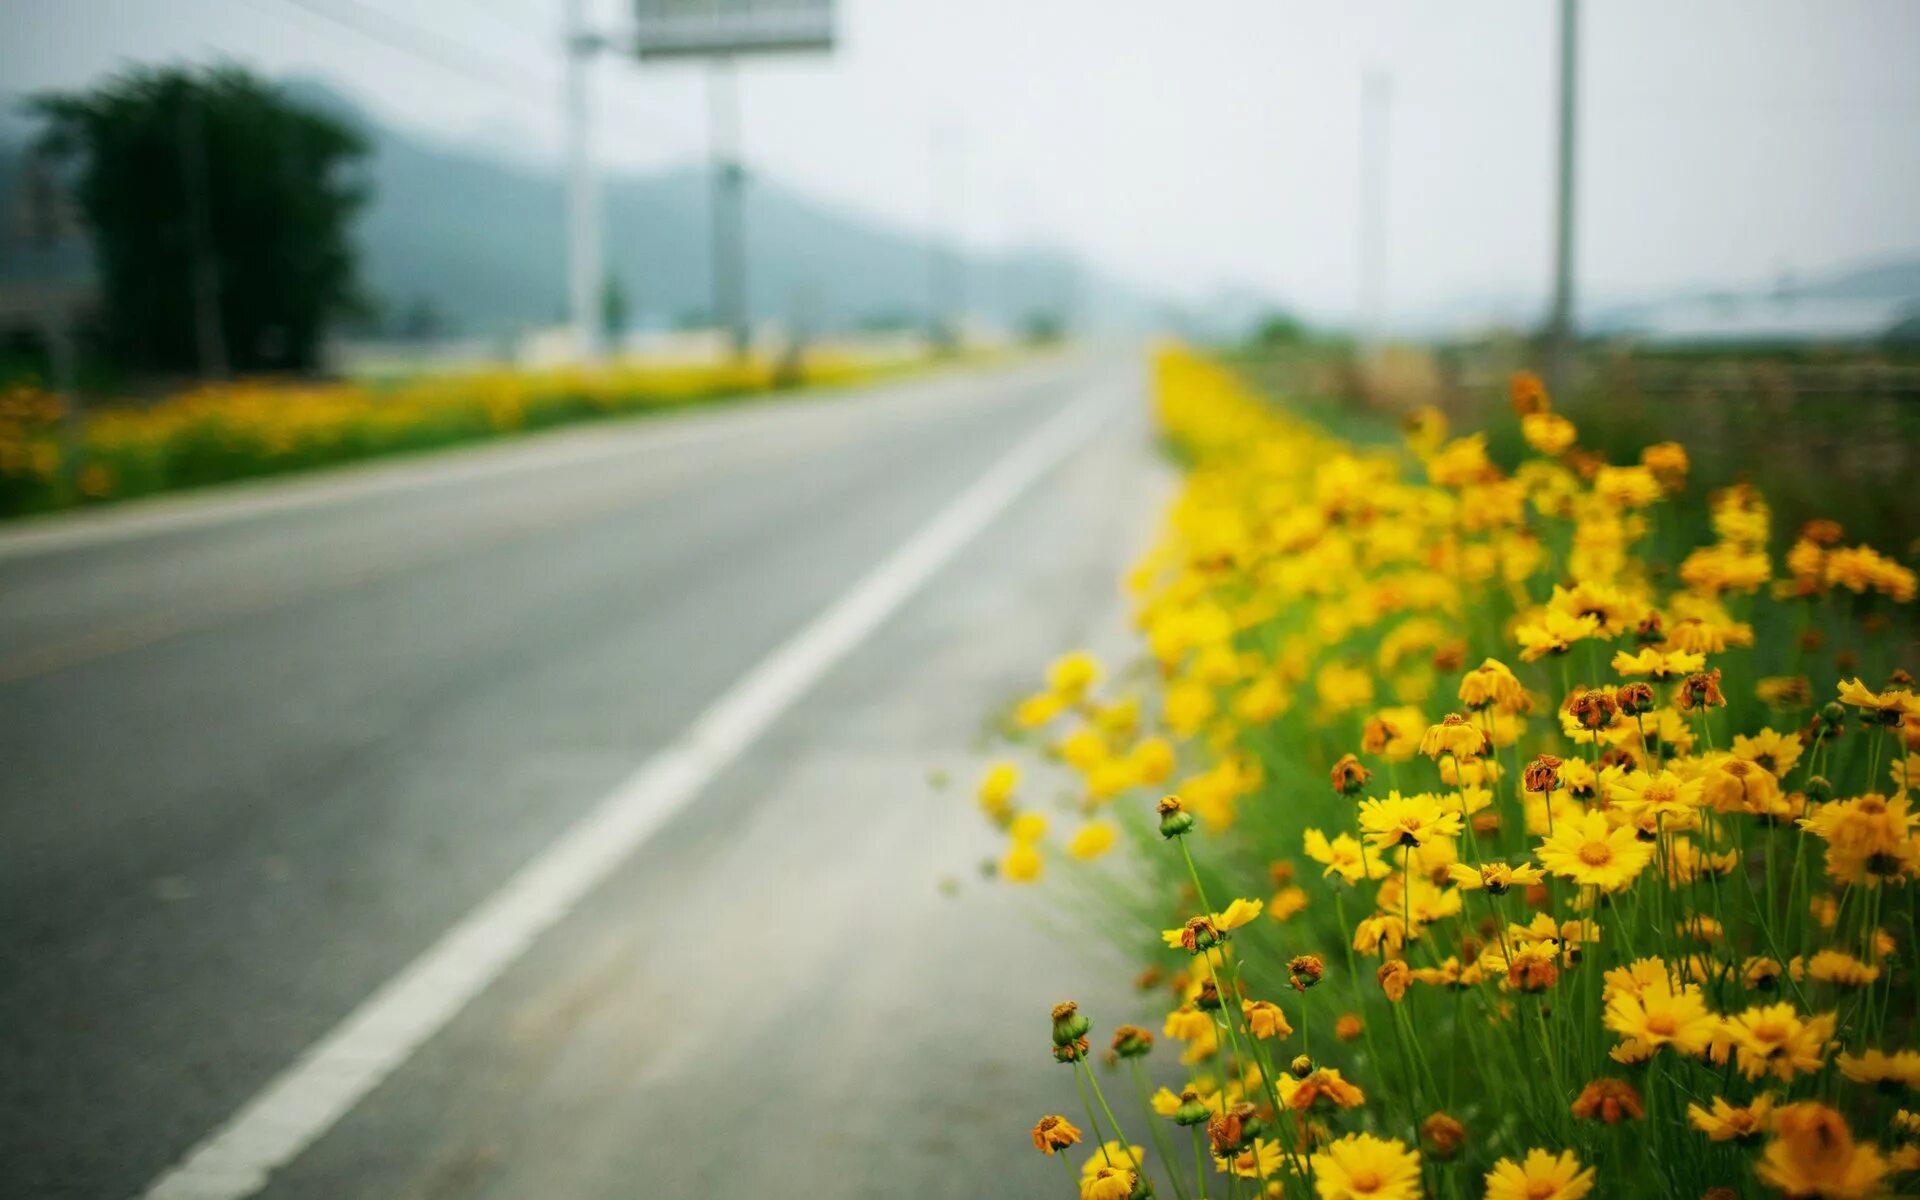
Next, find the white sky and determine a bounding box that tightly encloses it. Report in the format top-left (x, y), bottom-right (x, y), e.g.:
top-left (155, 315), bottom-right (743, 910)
top-left (3, 0), bottom-right (1917, 320)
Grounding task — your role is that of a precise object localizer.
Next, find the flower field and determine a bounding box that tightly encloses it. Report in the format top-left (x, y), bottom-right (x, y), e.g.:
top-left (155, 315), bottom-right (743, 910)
top-left (981, 345), bottom-right (1918, 1199)
top-left (0, 347), bottom-right (926, 518)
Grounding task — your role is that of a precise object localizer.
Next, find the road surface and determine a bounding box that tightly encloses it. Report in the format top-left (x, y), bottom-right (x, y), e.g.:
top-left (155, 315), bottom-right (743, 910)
top-left (0, 353), bottom-right (1163, 1199)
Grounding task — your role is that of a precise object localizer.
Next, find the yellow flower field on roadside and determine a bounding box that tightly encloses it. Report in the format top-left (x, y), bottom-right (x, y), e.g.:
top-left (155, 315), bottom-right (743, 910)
top-left (0, 346), bottom-right (928, 518)
top-left (987, 345), bottom-right (1918, 1199)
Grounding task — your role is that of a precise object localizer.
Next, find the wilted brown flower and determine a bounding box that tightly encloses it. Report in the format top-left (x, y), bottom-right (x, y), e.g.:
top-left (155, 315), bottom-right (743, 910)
top-left (1565, 686), bottom-right (1619, 731)
top-left (1330, 753), bottom-right (1372, 796)
top-left (1288, 954), bottom-right (1324, 991)
top-left (1676, 668), bottom-right (1726, 712)
top-left (1522, 754), bottom-right (1563, 794)
top-left (1421, 1111), bottom-right (1468, 1159)
top-left (1376, 958), bottom-right (1412, 1002)
top-left (1571, 1078), bottom-right (1644, 1124)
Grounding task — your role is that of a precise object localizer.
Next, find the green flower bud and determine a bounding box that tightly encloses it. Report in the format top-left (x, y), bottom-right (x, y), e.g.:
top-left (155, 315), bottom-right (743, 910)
top-left (1050, 1001), bottom-right (1092, 1047)
top-left (1157, 795), bottom-right (1195, 839)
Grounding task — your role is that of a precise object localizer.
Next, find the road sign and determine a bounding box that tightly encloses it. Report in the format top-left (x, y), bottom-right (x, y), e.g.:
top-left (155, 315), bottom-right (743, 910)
top-left (631, 0), bottom-right (834, 59)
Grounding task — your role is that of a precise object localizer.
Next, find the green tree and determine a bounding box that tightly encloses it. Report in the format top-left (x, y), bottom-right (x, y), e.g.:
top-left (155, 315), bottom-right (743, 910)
top-left (31, 64), bottom-right (369, 375)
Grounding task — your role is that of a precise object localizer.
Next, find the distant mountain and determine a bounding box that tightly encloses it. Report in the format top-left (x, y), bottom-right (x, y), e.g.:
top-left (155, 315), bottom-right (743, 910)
top-left (280, 79), bottom-right (1154, 337)
top-left (0, 76), bottom-right (1158, 340)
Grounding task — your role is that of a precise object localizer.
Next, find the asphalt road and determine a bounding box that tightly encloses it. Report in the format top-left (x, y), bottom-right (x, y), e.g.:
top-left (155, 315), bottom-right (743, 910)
top-left (0, 353), bottom-right (1163, 1199)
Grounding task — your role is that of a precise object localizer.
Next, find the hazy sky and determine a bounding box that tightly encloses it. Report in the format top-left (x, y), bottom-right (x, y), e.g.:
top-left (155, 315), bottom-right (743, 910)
top-left (4, 0), bottom-right (1917, 321)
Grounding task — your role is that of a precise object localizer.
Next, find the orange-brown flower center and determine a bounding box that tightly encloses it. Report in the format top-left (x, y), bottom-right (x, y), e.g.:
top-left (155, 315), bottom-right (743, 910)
top-left (1578, 840), bottom-right (1614, 866)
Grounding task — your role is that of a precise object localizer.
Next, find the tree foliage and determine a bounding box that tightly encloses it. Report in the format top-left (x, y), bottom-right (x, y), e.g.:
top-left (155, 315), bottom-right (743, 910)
top-left (32, 64), bottom-right (369, 374)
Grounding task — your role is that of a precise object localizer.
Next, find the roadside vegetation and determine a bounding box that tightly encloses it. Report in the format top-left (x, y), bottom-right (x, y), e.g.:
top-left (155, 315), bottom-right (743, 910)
top-left (0, 348), bottom-right (936, 518)
top-left (974, 343), bottom-right (1918, 1199)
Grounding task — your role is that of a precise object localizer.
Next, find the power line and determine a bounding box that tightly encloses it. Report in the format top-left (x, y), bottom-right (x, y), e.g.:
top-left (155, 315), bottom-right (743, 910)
top-left (270, 0), bottom-right (557, 98)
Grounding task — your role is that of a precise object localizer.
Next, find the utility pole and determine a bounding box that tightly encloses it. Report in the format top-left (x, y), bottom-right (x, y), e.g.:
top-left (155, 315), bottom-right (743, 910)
top-left (564, 0), bottom-right (602, 363)
top-left (1357, 68), bottom-right (1391, 368)
top-left (1546, 0), bottom-right (1579, 400)
top-left (708, 59), bottom-right (749, 358)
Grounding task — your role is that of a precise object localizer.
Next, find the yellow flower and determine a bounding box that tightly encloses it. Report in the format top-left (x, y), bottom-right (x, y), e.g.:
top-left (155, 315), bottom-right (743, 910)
top-left (1756, 1103), bottom-right (1889, 1199)
top-left (1687, 1093), bottom-right (1775, 1142)
top-left (1515, 609), bottom-right (1601, 661)
top-left (1606, 769), bottom-right (1703, 821)
top-left (1604, 976), bottom-right (1716, 1060)
top-left (1836, 677), bottom-right (1920, 722)
top-left (1001, 841), bottom-right (1042, 883)
top-left (1215, 896), bottom-right (1264, 929)
top-left (1079, 1165), bottom-right (1135, 1200)
top-left (1732, 727), bottom-right (1804, 778)
top-left (1310, 1132), bottom-right (1422, 1200)
top-left (1048, 650), bottom-right (1102, 701)
top-left (1446, 860), bottom-right (1545, 894)
top-left (1458, 657), bottom-right (1528, 712)
top-left (1031, 1114), bottom-right (1082, 1154)
top-left (1242, 998), bottom-right (1293, 1040)
top-left (1522, 411), bottom-right (1577, 456)
top-left (1163, 679), bottom-right (1216, 735)
top-left (1725, 1003), bottom-right (1836, 1082)
top-left (1304, 828), bottom-right (1389, 884)
top-left (977, 761), bottom-right (1019, 816)
top-left (1067, 821), bottom-right (1119, 861)
top-left (1009, 812), bottom-right (1048, 842)
top-left (1149, 1086), bottom-right (1182, 1117)
top-left (1079, 1139), bottom-right (1145, 1178)
top-left (1537, 811), bottom-right (1655, 891)
top-left (1838, 1048), bottom-right (1920, 1090)
top-left (1015, 691), bottom-right (1066, 729)
top-left (1357, 791), bottom-right (1464, 850)
top-left (1610, 646), bottom-right (1705, 679)
top-left (1483, 1148), bottom-right (1595, 1200)
top-left (1806, 949), bottom-right (1879, 988)
top-left (1419, 713), bottom-right (1488, 760)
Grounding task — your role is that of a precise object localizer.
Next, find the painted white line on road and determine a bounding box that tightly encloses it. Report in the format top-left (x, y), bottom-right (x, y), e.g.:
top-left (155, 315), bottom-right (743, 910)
top-left (139, 386), bottom-right (1113, 1200)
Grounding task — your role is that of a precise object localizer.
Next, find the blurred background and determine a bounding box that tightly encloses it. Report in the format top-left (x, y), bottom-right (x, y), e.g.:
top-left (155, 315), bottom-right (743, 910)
top-left (1, 2), bottom-right (1916, 1198)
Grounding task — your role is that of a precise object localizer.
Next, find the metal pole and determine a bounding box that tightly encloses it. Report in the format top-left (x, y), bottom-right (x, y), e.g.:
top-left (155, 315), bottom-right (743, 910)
top-left (1357, 68), bottom-right (1390, 368)
top-left (1546, 0), bottom-right (1579, 399)
top-left (564, 0), bottom-right (602, 363)
top-left (708, 59), bottom-right (749, 358)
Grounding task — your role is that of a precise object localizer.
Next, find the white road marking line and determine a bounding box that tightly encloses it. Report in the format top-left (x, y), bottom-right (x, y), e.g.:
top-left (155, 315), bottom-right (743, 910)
top-left (140, 385), bottom-right (1113, 1200)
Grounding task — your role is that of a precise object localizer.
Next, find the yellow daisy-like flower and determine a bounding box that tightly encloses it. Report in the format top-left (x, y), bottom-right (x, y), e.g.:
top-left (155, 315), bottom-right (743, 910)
top-left (1837, 1047), bottom-right (1920, 1090)
top-left (1079, 1165), bottom-right (1135, 1200)
top-left (1522, 411), bottom-right (1577, 456)
top-left (1537, 811), bottom-right (1655, 891)
top-left (1606, 769), bottom-right (1704, 820)
top-left (1000, 840), bottom-right (1043, 883)
top-left (1357, 791), bottom-right (1464, 851)
top-left (1031, 1114), bottom-right (1083, 1154)
top-left (1048, 650), bottom-right (1102, 701)
top-left (1756, 1103), bottom-right (1889, 1200)
top-left (1725, 1003), bottom-right (1836, 1082)
top-left (1604, 977), bottom-right (1716, 1060)
top-left (1515, 609), bottom-right (1600, 661)
top-left (1067, 821), bottom-right (1119, 861)
top-left (1687, 1093), bottom-right (1775, 1142)
top-left (1310, 1131), bottom-right (1422, 1200)
top-left (1446, 860), bottom-right (1545, 894)
top-left (1418, 713), bottom-right (1488, 761)
top-left (1610, 646), bottom-right (1706, 679)
top-left (1836, 677), bottom-right (1920, 722)
top-left (1014, 691), bottom-right (1066, 729)
top-left (1242, 998), bottom-right (1293, 1040)
top-left (1483, 1148), bottom-right (1595, 1200)
top-left (1458, 657), bottom-right (1528, 713)
top-left (977, 761), bottom-right (1019, 815)
top-left (1305, 828), bottom-right (1390, 884)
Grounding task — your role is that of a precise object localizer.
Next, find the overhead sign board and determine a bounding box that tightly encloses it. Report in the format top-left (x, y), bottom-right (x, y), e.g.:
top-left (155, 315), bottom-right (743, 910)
top-left (631, 0), bottom-right (834, 59)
